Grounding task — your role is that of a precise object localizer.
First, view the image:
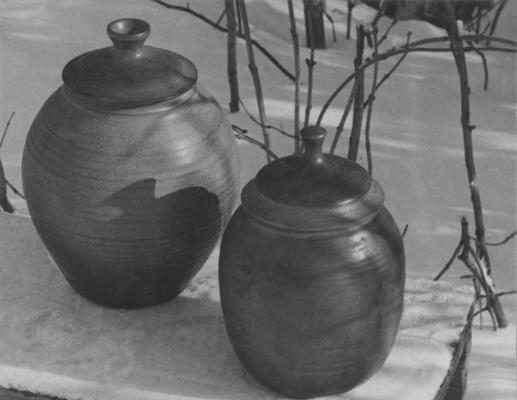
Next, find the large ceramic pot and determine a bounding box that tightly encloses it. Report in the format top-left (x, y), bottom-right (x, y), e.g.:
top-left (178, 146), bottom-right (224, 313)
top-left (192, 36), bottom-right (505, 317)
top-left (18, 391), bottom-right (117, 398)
top-left (22, 18), bottom-right (239, 308)
top-left (219, 126), bottom-right (405, 398)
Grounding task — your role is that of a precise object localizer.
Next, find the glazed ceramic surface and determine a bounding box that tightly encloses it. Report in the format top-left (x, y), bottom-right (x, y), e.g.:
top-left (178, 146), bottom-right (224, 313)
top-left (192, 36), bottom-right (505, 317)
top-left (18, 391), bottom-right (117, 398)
top-left (22, 19), bottom-right (239, 308)
top-left (219, 126), bottom-right (405, 398)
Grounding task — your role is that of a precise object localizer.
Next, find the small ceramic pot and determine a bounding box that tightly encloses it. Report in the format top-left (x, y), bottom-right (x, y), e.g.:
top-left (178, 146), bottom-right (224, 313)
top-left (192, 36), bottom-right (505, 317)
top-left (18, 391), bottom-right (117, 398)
top-left (22, 18), bottom-right (239, 308)
top-left (219, 126), bottom-right (405, 398)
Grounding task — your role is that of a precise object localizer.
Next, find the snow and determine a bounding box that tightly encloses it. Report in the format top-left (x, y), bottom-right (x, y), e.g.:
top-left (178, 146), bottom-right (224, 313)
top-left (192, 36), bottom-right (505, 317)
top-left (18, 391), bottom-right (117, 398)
top-left (0, 0), bottom-right (515, 398)
top-left (0, 213), bottom-right (475, 400)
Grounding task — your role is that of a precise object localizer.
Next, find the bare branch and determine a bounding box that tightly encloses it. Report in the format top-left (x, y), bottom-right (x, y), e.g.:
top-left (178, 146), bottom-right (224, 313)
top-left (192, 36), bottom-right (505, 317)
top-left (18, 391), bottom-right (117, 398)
top-left (324, 10), bottom-right (336, 43)
top-left (378, 18), bottom-right (398, 47)
top-left (0, 157), bottom-right (15, 213)
top-left (226, 0), bottom-right (239, 112)
top-left (330, 79), bottom-right (360, 154)
top-left (467, 40), bottom-right (489, 90)
top-left (487, 0), bottom-right (508, 41)
top-left (317, 34), bottom-right (516, 125)
top-left (486, 230), bottom-right (517, 246)
top-left (239, 100), bottom-right (295, 138)
top-left (287, 0), bottom-right (302, 153)
top-left (232, 124), bottom-right (279, 160)
top-left (216, 7), bottom-right (227, 26)
top-left (364, 26), bottom-right (379, 174)
top-left (303, 9), bottom-right (317, 128)
top-left (363, 32), bottom-right (412, 109)
top-left (5, 179), bottom-right (25, 199)
top-left (150, 0), bottom-right (295, 81)
top-left (401, 224), bottom-right (409, 238)
top-left (0, 112), bottom-right (15, 148)
top-left (347, 25), bottom-right (365, 162)
top-left (434, 239), bottom-right (462, 281)
top-left (238, 0), bottom-right (271, 162)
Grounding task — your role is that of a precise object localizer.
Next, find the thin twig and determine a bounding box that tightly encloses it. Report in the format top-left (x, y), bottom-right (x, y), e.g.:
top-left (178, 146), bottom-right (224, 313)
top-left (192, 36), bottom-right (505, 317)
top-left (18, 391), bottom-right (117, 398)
top-left (363, 32), bottom-right (412, 109)
top-left (487, 0), bottom-right (508, 42)
top-left (467, 40), bottom-right (489, 91)
top-left (5, 180), bottom-right (25, 199)
top-left (0, 112), bottom-right (15, 148)
top-left (0, 158), bottom-right (15, 213)
top-left (150, 0), bottom-right (295, 81)
top-left (232, 125), bottom-right (279, 160)
top-left (239, 100), bottom-right (295, 138)
top-left (238, 0), bottom-right (271, 162)
top-left (316, 33), bottom-right (515, 128)
top-left (330, 78), bottom-right (360, 154)
top-left (347, 25), bottom-right (365, 162)
top-left (225, 0), bottom-right (240, 112)
top-left (346, 0), bottom-right (354, 40)
top-left (401, 224), bottom-right (409, 238)
top-left (434, 239), bottom-right (462, 281)
top-left (287, 0), bottom-right (302, 153)
top-left (486, 230), bottom-right (517, 246)
top-left (445, 3), bottom-right (492, 276)
top-left (447, 8), bottom-right (507, 327)
top-left (216, 8), bottom-right (227, 26)
top-left (364, 26), bottom-right (379, 174)
top-left (378, 18), bottom-right (398, 47)
top-left (324, 11), bottom-right (336, 43)
top-left (303, 9), bottom-right (316, 128)
top-left (481, 290), bottom-right (517, 298)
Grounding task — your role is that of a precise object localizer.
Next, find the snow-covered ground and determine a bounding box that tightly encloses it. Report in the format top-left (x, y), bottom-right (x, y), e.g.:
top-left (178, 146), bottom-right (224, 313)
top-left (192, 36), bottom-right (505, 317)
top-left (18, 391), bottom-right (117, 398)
top-left (1, 0), bottom-right (515, 399)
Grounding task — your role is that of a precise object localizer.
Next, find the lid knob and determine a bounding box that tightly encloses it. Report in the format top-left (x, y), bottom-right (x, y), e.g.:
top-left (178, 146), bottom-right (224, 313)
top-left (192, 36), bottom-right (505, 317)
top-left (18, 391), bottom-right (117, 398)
top-left (301, 126), bottom-right (326, 163)
top-left (107, 18), bottom-right (150, 51)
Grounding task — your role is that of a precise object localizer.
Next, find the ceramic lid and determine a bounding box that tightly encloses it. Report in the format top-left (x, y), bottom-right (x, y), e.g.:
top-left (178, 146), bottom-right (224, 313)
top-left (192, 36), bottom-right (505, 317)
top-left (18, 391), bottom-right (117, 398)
top-left (242, 126), bottom-right (385, 231)
top-left (62, 18), bottom-right (197, 108)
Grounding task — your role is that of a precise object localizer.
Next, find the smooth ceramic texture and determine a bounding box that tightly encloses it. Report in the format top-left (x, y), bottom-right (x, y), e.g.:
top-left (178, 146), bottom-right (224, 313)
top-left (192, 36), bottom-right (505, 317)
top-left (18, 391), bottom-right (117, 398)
top-left (219, 127), bottom-right (405, 398)
top-left (22, 19), bottom-right (239, 309)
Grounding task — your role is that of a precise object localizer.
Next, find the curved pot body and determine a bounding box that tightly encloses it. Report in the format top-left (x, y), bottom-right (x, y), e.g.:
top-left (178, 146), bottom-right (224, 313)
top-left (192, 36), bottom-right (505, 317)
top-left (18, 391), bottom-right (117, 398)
top-left (22, 19), bottom-right (239, 308)
top-left (219, 126), bottom-right (404, 398)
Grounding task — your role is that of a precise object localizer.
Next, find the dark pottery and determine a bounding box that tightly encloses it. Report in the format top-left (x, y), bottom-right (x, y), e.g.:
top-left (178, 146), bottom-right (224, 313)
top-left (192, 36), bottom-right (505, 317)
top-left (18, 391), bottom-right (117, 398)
top-left (219, 126), bottom-right (405, 398)
top-left (22, 19), bottom-right (239, 308)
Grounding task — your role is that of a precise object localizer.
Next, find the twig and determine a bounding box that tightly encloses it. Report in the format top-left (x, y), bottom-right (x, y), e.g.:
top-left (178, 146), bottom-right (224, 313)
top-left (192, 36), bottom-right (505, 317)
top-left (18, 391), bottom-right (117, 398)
top-left (364, 26), bottom-right (379, 174)
top-left (238, 0), bottom-right (272, 162)
top-left (303, 9), bottom-right (317, 128)
top-left (150, 0), bottom-right (295, 81)
top-left (434, 240), bottom-right (462, 281)
top-left (316, 33), bottom-right (515, 128)
top-left (324, 11), bottom-right (336, 43)
top-left (225, 0), bottom-right (240, 112)
top-left (239, 100), bottom-right (295, 138)
top-left (487, 0), bottom-right (508, 42)
top-left (330, 79), bottom-right (360, 154)
top-left (232, 125), bottom-right (279, 160)
top-left (346, 0), bottom-right (354, 40)
top-left (401, 224), bottom-right (409, 238)
top-left (0, 157), bottom-right (15, 213)
top-left (363, 31), bottom-right (412, 110)
top-left (435, 216), bottom-right (508, 330)
top-left (445, 2), bottom-right (507, 329)
top-left (378, 18), bottom-right (398, 47)
top-left (486, 230), bottom-right (517, 246)
top-left (235, 0), bottom-right (242, 34)
top-left (1, 112), bottom-right (22, 213)
top-left (5, 180), bottom-right (25, 199)
top-left (467, 40), bottom-right (489, 91)
top-left (216, 7), bottom-right (227, 26)
top-left (347, 25), bottom-right (365, 162)
top-left (481, 290), bottom-right (517, 298)
top-left (0, 112), bottom-right (15, 148)
top-left (287, 0), bottom-right (302, 153)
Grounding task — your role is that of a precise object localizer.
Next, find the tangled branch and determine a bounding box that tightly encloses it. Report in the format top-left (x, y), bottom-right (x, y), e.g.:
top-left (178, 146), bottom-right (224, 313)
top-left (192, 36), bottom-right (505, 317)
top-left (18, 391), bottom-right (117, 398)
top-left (150, 0), bottom-right (295, 81)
